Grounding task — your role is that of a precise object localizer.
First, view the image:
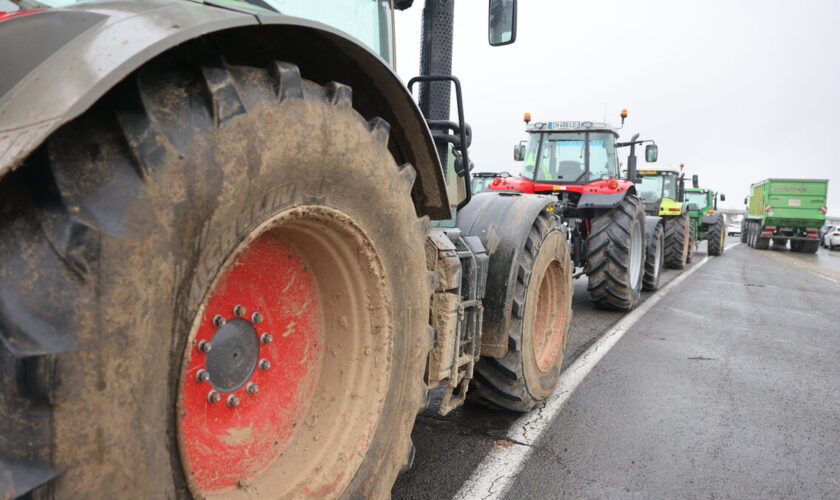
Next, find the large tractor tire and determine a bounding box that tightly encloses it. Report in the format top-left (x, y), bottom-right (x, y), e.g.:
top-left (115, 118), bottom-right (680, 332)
top-left (707, 217), bottom-right (726, 256)
top-left (0, 53), bottom-right (431, 498)
top-left (687, 222), bottom-right (697, 263)
top-left (586, 195), bottom-right (647, 311)
top-left (643, 218), bottom-right (664, 291)
top-left (462, 203), bottom-right (573, 412)
top-left (663, 213), bottom-right (690, 269)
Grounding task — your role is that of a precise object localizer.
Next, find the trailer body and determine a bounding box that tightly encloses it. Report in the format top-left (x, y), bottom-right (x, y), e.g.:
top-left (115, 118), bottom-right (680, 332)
top-left (745, 178), bottom-right (829, 241)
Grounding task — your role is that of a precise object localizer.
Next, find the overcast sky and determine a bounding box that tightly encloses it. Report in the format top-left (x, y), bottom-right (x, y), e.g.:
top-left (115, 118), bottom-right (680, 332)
top-left (394, 0), bottom-right (840, 214)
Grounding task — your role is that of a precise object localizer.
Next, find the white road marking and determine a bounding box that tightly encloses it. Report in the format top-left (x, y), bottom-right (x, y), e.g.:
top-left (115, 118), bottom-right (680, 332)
top-left (454, 253), bottom-right (718, 500)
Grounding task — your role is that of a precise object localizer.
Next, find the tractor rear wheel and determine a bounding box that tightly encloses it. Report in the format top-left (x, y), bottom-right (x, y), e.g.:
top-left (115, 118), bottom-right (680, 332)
top-left (707, 218), bottom-right (726, 256)
top-left (663, 213), bottom-right (690, 269)
top-left (0, 54), bottom-right (430, 498)
top-left (586, 195), bottom-right (647, 311)
top-left (469, 212), bottom-right (573, 411)
top-left (643, 221), bottom-right (664, 291)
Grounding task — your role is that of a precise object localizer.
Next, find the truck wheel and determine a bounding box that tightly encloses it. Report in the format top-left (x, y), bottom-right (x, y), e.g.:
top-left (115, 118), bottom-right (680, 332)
top-left (755, 233), bottom-right (770, 250)
top-left (643, 221), bottom-right (664, 291)
top-left (469, 212), bottom-right (573, 412)
top-left (587, 195), bottom-right (647, 311)
top-left (663, 213), bottom-right (690, 269)
top-left (0, 55), bottom-right (431, 498)
top-left (791, 240), bottom-right (802, 252)
top-left (801, 240), bottom-right (820, 253)
top-left (740, 224), bottom-right (748, 243)
top-left (707, 218), bottom-right (725, 256)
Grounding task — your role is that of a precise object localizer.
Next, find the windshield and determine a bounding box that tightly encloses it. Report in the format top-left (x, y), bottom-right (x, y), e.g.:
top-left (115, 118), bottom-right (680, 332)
top-left (14, 0), bottom-right (395, 64)
top-left (471, 176), bottom-right (496, 193)
top-left (522, 131), bottom-right (618, 183)
top-left (683, 191), bottom-right (708, 209)
top-left (636, 173), bottom-right (677, 204)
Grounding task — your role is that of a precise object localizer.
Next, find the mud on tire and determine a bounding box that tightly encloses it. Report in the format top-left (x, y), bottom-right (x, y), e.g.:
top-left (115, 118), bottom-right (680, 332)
top-left (586, 195), bottom-right (647, 311)
top-left (0, 47), bottom-right (431, 498)
top-left (469, 212), bottom-right (573, 412)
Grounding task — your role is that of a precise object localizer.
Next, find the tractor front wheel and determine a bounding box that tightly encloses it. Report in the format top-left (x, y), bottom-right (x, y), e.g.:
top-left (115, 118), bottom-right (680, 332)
top-left (469, 211), bottom-right (573, 411)
top-left (643, 221), bottom-right (664, 291)
top-left (586, 195), bottom-right (647, 311)
top-left (664, 213), bottom-right (690, 269)
top-left (707, 218), bottom-right (726, 256)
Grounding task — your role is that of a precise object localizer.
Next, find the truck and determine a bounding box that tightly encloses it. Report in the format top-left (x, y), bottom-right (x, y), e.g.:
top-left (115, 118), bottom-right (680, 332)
top-left (743, 178), bottom-right (829, 252)
top-left (0, 1), bottom-right (576, 498)
top-left (635, 167), bottom-right (693, 274)
top-left (683, 175), bottom-right (727, 256)
top-left (488, 113), bottom-right (661, 309)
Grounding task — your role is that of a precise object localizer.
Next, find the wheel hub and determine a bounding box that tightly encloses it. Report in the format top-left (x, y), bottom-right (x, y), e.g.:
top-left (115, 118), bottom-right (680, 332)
top-left (205, 318), bottom-right (260, 393)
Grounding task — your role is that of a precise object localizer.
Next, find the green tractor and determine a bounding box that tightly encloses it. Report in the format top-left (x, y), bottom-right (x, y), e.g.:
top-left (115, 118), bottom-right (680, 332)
top-left (635, 167), bottom-right (694, 272)
top-left (683, 175), bottom-right (727, 256)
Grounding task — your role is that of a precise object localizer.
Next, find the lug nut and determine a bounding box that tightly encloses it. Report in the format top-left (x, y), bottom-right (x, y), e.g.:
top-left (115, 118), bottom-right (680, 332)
top-left (233, 304), bottom-right (246, 317)
top-left (227, 395), bottom-right (240, 407)
top-left (207, 390), bottom-right (221, 403)
top-left (213, 315), bottom-right (226, 327)
top-left (260, 333), bottom-right (273, 344)
top-left (198, 340), bottom-right (212, 353)
top-left (251, 312), bottom-right (263, 324)
top-left (246, 382), bottom-right (259, 394)
top-left (259, 359), bottom-right (271, 370)
top-left (195, 369), bottom-right (210, 383)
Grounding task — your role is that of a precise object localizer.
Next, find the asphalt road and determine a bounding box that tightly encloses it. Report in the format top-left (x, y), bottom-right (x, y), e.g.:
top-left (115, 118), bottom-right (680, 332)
top-left (392, 240), bottom-right (840, 499)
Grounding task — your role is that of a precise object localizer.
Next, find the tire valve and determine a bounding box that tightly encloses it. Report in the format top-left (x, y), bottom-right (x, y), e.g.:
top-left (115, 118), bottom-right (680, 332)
top-left (251, 312), bottom-right (264, 324)
top-left (198, 340), bottom-right (213, 353)
top-left (195, 369), bottom-right (210, 383)
top-left (233, 304), bottom-right (246, 317)
top-left (246, 382), bottom-right (259, 395)
top-left (227, 395), bottom-right (240, 408)
top-left (259, 359), bottom-right (271, 370)
top-left (207, 390), bottom-right (221, 403)
top-left (260, 333), bottom-right (273, 344)
top-left (213, 315), bottom-right (226, 327)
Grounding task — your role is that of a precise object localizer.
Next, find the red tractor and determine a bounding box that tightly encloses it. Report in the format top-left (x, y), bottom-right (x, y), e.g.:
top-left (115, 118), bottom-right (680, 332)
top-left (489, 112), bottom-right (663, 310)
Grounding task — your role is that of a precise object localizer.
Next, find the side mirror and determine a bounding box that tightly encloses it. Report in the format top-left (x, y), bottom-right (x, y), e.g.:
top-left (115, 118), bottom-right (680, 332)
top-left (720, 193), bottom-right (726, 202)
top-left (743, 197), bottom-right (748, 205)
top-left (692, 174), bottom-right (699, 188)
top-left (489, 0), bottom-right (517, 46)
top-left (513, 143), bottom-right (526, 161)
top-left (644, 144), bottom-right (658, 162)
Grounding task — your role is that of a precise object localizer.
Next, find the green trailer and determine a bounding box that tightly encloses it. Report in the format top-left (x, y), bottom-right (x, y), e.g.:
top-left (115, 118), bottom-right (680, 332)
top-left (683, 184), bottom-right (726, 256)
top-left (743, 178), bottom-right (829, 252)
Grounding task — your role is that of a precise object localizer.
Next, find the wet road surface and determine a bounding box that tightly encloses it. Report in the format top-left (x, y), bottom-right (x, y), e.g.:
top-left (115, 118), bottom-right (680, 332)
top-left (392, 241), bottom-right (840, 498)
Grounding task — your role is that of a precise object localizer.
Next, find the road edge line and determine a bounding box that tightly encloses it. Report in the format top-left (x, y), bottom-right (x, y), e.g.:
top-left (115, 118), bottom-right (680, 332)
top-left (454, 254), bottom-right (713, 500)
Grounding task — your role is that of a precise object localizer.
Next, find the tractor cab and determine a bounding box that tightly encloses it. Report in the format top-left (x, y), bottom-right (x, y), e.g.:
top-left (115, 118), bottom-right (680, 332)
top-left (684, 187), bottom-right (715, 214)
top-left (636, 169), bottom-right (684, 216)
top-left (519, 121), bottom-right (622, 186)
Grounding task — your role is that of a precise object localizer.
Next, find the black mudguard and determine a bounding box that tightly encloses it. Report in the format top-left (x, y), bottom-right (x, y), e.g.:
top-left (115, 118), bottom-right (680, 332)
top-left (702, 214), bottom-right (722, 225)
top-left (645, 215), bottom-right (663, 240)
top-left (577, 191), bottom-right (628, 209)
top-left (456, 191), bottom-right (558, 358)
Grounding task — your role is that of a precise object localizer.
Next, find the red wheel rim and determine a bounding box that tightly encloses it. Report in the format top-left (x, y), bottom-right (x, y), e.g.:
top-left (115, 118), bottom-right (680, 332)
top-left (177, 207), bottom-right (393, 497)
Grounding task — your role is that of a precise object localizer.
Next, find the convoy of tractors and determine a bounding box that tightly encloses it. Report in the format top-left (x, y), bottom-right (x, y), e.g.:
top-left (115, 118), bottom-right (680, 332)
top-left (0, 0), bottom-right (830, 498)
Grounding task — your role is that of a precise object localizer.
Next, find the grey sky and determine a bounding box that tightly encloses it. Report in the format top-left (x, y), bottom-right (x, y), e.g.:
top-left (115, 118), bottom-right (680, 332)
top-left (395, 0), bottom-right (840, 214)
